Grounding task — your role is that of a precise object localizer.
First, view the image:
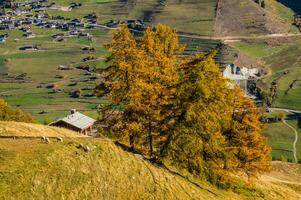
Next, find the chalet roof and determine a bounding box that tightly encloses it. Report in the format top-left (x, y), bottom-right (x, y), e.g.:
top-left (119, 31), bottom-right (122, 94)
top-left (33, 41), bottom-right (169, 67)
top-left (50, 111), bottom-right (96, 130)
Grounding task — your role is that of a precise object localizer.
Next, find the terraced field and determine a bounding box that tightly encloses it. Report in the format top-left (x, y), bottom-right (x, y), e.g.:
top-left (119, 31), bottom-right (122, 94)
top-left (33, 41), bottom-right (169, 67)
top-left (262, 110), bottom-right (301, 162)
top-left (0, 0), bottom-right (222, 123)
top-left (0, 26), bottom-right (111, 123)
top-left (44, 0), bottom-right (217, 36)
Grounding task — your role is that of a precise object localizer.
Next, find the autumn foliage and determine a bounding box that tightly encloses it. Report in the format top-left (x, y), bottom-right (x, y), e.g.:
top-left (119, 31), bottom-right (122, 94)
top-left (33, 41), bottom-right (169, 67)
top-left (0, 99), bottom-right (36, 123)
top-left (97, 24), bottom-right (271, 187)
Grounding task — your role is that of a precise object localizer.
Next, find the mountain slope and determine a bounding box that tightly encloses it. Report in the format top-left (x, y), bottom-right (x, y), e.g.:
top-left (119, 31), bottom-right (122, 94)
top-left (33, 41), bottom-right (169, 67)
top-left (46, 0), bottom-right (217, 36)
top-left (0, 121), bottom-right (85, 138)
top-left (150, 0), bottom-right (217, 36)
top-left (46, 0), bottom-right (297, 37)
top-left (214, 0), bottom-right (296, 37)
top-left (0, 138), bottom-right (232, 200)
top-left (0, 122), bottom-right (301, 199)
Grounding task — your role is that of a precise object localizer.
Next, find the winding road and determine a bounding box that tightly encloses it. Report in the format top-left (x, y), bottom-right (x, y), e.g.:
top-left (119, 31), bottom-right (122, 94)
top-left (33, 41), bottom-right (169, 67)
top-left (283, 120), bottom-right (299, 163)
top-left (268, 107), bottom-right (301, 114)
top-left (268, 107), bottom-right (300, 163)
top-left (176, 33), bottom-right (301, 41)
top-left (96, 24), bottom-right (301, 41)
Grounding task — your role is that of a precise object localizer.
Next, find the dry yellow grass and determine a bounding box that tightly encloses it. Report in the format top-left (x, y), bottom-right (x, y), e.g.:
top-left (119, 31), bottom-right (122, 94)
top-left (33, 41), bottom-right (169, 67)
top-left (0, 137), bottom-right (300, 199)
top-left (257, 161), bottom-right (301, 199)
top-left (0, 121), bottom-right (85, 138)
top-left (0, 122), bottom-right (300, 199)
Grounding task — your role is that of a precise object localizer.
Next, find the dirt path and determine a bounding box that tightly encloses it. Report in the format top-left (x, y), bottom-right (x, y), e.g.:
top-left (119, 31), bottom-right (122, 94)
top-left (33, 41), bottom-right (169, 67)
top-left (96, 24), bottom-right (301, 41)
top-left (261, 174), bottom-right (301, 185)
top-left (266, 107), bottom-right (301, 162)
top-left (283, 120), bottom-right (299, 163)
top-left (177, 33), bottom-right (301, 41)
top-left (268, 107), bottom-right (301, 114)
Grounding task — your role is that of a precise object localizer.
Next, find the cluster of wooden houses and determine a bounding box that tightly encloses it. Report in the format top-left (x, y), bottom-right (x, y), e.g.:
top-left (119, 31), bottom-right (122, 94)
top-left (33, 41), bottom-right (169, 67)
top-left (105, 19), bottom-right (146, 31)
top-left (0, 0), bottom-right (98, 46)
top-left (0, 0), bottom-right (81, 13)
top-left (0, 0), bottom-right (97, 34)
top-left (1, 0), bottom-right (148, 39)
top-left (0, 13), bottom-right (97, 32)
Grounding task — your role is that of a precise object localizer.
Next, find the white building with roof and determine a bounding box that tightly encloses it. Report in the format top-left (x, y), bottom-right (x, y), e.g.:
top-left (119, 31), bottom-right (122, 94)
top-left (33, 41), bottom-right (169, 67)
top-left (223, 64), bottom-right (259, 92)
top-left (49, 109), bottom-right (96, 135)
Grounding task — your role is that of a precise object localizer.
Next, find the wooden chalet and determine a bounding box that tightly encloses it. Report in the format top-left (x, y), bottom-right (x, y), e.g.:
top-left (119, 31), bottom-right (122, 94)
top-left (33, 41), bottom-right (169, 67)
top-left (49, 109), bottom-right (96, 135)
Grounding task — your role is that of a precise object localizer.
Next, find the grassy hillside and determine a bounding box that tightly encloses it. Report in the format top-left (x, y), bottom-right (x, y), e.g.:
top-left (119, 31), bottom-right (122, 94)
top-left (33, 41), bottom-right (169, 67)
top-left (214, 0), bottom-right (297, 37)
top-left (0, 0), bottom-right (299, 123)
top-left (15, 0), bottom-right (295, 37)
top-left (0, 121), bottom-right (85, 137)
top-left (46, 0), bottom-right (217, 36)
top-left (0, 138), bottom-right (223, 200)
top-left (262, 110), bottom-right (301, 162)
top-left (263, 122), bottom-right (295, 159)
top-left (0, 27), bottom-right (110, 123)
top-left (232, 38), bottom-right (301, 110)
top-left (0, 123), bottom-right (301, 199)
top-left (0, 0), bottom-right (220, 123)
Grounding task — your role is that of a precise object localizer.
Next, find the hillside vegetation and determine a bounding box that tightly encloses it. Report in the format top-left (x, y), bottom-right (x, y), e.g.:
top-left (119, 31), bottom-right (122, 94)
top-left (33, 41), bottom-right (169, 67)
top-left (0, 122), bottom-right (300, 199)
top-left (46, 0), bottom-right (217, 36)
top-left (1, 1), bottom-right (301, 198)
top-left (0, 0), bottom-right (299, 124)
top-left (215, 0), bottom-right (297, 37)
top-left (0, 0), bottom-right (218, 123)
top-left (232, 38), bottom-right (301, 110)
top-left (0, 121), bottom-right (85, 138)
top-left (47, 0), bottom-right (295, 37)
top-left (0, 27), bottom-right (109, 123)
top-left (0, 99), bottom-right (36, 123)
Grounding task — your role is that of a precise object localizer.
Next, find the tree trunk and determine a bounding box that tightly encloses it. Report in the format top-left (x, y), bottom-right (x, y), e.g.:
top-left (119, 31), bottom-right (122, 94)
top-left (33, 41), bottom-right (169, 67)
top-left (129, 133), bottom-right (135, 150)
top-left (148, 120), bottom-right (153, 157)
top-left (160, 133), bottom-right (172, 156)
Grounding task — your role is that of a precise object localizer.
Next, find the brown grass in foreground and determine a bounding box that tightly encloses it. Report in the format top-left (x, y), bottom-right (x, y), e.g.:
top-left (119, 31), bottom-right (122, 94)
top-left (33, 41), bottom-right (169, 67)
top-left (0, 122), bottom-right (300, 199)
top-left (0, 137), bottom-right (300, 200)
top-left (0, 121), bottom-right (85, 138)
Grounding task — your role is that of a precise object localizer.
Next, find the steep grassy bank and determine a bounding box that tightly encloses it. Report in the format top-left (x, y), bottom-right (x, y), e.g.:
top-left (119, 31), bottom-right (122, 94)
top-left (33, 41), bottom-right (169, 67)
top-left (0, 138), bottom-right (231, 200)
top-left (0, 123), bottom-right (301, 200)
top-left (0, 121), bottom-right (85, 138)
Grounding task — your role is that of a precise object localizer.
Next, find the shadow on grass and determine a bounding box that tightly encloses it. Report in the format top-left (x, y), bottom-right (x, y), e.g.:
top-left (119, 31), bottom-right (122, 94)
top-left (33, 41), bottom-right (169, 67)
top-left (286, 113), bottom-right (301, 128)
top-left (296, 114), bottom-right (301, 128)
top-left (114, 140), bottom-right (219, 197)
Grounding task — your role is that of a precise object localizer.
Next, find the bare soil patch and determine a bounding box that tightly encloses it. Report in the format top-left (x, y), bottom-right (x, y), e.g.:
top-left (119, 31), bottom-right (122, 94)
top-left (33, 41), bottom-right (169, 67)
top-left (215, 0), bottom-right (292, 37)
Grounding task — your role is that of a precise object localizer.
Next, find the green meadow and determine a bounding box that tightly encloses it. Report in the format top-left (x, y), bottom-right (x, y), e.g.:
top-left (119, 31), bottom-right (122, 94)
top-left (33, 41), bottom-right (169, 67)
top-left (44, 0), bottom-right (217, 36)
top-left (263, 110), bottom-right (301, 162)
top-left (0, 25), bottom-right (111, 123)
top-left (0, 0), bottom-right (219, 123)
